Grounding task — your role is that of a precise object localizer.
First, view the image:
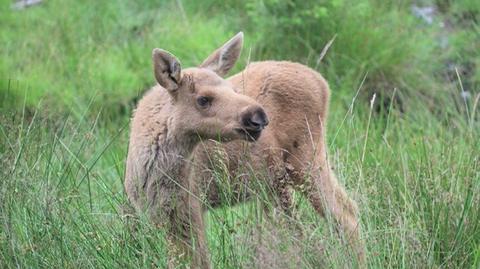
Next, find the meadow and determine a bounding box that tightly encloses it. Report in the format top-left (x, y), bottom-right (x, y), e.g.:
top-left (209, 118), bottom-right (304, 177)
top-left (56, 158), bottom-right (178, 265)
top-left (1, 0), bottom-right (479, 268)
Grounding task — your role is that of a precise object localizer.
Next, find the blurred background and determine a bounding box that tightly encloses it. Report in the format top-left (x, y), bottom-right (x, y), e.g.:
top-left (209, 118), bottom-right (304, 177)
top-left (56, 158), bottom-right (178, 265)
top-left (1, 0), bottom-right (479, 117)
top-left (1, 0), bottom-right (479, 268)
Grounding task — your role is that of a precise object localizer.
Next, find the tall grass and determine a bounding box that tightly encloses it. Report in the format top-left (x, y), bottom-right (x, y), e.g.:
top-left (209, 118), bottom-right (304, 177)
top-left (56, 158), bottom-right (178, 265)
top-left (1, 80), bottom-right (479, 268)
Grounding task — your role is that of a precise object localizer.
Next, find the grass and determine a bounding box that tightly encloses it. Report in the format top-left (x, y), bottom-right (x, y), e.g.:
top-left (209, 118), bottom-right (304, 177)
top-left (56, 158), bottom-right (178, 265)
top-left (1, 80), bottom-right (478, 268)
top-left (1, 0), bottom-right (479, 268)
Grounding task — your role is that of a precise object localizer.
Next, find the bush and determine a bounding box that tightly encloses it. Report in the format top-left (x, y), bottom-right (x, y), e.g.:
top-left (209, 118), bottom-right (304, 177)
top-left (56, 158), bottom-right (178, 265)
top-left (242, 1), bottom-right (449, 110)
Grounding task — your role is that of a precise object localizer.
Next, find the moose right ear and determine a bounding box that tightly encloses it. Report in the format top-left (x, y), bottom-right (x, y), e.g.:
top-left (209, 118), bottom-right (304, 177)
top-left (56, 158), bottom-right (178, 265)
top-left (199, 32), bottom-right (244, 77)
top-left (152, 48), bottom-right (182, 93)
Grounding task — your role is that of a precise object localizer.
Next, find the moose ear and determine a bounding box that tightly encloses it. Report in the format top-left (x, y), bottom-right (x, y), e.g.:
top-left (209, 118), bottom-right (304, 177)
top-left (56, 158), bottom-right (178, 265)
top-left (152, 48), bottom-right (182, 92)
top-left (199, 32), bottom-right (244, 77)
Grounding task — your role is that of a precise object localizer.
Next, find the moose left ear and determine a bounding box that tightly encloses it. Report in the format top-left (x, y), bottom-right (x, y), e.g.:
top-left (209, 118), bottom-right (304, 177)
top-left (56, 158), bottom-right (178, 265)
top-left (199, 32), bottom-right (244, 77)
top-left (152, 48), bottom-right (182, 93)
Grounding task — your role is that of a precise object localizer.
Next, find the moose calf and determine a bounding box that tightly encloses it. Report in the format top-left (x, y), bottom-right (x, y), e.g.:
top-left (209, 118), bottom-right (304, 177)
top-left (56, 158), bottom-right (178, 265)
top-left (125, 32), bottom-right (364, 268)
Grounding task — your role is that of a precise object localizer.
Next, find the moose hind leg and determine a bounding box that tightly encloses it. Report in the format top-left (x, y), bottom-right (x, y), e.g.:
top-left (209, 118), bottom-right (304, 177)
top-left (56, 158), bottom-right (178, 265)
top-left (304, 166), bottom-right (366, 265)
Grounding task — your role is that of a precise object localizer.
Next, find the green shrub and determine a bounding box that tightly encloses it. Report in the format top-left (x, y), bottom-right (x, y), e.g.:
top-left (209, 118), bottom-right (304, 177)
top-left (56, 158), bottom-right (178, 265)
top-left (242, 1), bottom-right (448, 110)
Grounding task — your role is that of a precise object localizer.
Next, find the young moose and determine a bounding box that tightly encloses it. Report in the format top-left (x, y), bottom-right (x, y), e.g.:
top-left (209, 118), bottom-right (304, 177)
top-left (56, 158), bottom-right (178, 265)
top-left (125, 32), bottom-right (364, 268)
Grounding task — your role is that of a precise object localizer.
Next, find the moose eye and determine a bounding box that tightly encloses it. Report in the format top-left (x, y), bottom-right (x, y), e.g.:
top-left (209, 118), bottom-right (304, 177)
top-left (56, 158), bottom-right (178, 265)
top-left (197, 96), bottom-right (212, 108)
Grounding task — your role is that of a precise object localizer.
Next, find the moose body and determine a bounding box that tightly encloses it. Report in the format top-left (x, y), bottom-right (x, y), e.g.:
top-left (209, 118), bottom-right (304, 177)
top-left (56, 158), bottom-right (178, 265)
top-left (125, 33), bottom-right (364, 268)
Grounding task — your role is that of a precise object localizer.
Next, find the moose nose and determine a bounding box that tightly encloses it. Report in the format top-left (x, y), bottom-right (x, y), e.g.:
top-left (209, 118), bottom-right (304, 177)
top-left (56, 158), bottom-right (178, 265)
top-left (243, 107), bottom-right (269, 131)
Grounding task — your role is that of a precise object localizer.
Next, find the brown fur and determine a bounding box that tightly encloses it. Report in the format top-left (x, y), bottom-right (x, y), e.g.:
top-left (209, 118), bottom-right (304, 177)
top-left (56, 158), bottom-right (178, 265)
top-left (125, 33), bottom-right (365, 268)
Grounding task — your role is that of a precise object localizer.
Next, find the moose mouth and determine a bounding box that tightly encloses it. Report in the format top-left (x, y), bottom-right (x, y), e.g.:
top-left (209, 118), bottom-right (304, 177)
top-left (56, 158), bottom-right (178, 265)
top-left (235, 128), bottom-right (262, 141)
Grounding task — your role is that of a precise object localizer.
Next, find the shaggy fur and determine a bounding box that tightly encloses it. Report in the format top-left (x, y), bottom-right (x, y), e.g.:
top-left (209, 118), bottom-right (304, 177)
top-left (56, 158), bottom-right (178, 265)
top-left (125, 32), bottom-right (365, 268)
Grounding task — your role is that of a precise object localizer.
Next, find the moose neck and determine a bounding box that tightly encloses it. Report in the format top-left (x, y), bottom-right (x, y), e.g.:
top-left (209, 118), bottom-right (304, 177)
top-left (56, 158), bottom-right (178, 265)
top-left (150, 121), bottom-right (200, 185)
top-left (130, 88), bottom-right (201, 189)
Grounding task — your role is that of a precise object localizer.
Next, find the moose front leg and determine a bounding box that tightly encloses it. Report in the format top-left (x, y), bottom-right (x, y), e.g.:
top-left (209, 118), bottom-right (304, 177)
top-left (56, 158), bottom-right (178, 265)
top-left (164, 187), bottom-right (210, 269)
top-left (271, 168), bottom-right (296, 220)
top-left (265, 150), bottom-right (300, 227)
top-left (145, 178), bottom-right (210, 269)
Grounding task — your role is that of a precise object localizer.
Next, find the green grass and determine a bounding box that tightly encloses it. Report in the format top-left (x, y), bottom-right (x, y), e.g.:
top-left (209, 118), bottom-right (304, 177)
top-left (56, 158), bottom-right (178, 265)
top-left (1, 81), bottom-right (478, 268)
top-left (1, 0), bottom-right (479, 268)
